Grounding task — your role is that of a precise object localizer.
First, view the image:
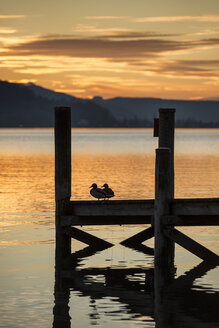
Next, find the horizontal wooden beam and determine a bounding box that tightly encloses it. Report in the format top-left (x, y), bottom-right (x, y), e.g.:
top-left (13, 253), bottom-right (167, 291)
top-left (60, 198), bottom-right (219, 226)
top-left (171, 198), bottom-right (219, 216)
top-left (164, 227), bottom-right (219, 263)
top-left (61, 215), bottom-right (152, 227)
top-left (65, 199), bottom-right (154, 216)
top-left (163, 215), bottom-right (219, 226)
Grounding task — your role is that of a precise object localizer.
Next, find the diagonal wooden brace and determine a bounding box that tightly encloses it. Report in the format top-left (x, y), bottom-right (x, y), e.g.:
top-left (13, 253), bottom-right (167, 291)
top-left (63, 228), bottom-right (114, 269)
top-left (120, 226), bottom-right (154, 255)
top-left (120, 226), bottom-right (154, 245)
top-left (63, 226), bottom-right (114, 248)
top-left (164, 227), bottom-right (219, 263)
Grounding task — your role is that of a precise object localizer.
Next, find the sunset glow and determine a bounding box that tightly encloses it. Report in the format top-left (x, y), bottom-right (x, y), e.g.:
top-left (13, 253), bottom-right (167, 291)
top-left (1, 0), bottom-right (219, 99)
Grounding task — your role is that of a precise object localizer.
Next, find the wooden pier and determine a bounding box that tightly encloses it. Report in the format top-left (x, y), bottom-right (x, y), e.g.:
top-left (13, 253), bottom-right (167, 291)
top-left (53, 106), bottom-right (219, 327)
top-left (55, 106), bottom-right (219, 267)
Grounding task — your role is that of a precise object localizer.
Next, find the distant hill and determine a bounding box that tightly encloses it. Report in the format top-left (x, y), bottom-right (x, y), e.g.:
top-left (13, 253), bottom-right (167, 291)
top-left (1, 80), bottom-right (219, 127)
top-left (22, 82), bottom-right (77, 103)
top-left (0, 81), bottom-right (116, 127)
top-left (92, 96), bottom-right (219, 125)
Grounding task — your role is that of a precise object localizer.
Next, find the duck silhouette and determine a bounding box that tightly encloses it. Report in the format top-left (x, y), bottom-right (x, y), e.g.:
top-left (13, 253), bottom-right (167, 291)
top-left (90, 183), bottom-right (107, 200)
top-left (101, 183), bottom-right (114, 199)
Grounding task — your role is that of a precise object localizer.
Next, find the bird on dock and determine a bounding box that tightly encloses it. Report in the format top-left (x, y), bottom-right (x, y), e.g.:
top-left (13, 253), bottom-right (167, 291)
top-left (90, 183), bottom-right (107, 200)
top-left (101, 183), bottom-right (114, 199)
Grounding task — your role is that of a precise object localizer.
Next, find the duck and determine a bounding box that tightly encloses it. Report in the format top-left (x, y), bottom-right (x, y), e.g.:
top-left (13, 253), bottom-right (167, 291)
top-left (101, 183), bottom-right (114, 199)
top-left (90, 183), bottom-right (107, 200)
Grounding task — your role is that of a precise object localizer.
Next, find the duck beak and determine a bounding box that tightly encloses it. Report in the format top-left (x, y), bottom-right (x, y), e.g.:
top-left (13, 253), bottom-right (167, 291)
top-left (89, 185), bottom-right (93, 188)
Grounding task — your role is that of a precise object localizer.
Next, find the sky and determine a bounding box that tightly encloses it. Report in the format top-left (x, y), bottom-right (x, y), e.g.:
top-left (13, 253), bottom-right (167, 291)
top-left (0, 0), bottom-right (219, 100)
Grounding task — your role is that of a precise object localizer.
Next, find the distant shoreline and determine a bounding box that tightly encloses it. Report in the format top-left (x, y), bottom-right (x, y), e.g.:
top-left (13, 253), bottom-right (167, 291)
top-left (1, 124), bottom-right (219, 129)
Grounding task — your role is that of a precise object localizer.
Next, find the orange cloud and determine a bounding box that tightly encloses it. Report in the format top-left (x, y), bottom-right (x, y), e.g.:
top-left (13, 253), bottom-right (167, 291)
top-left (1, 29), bottom-right (219, 100)
top-left (2, 35), bottom-right (219, 60)
top-left (85, 16), bottom-right (130, 20)
top-left (0, 15), bottom-right (26, 19)
top-left (0, 28), bottom-right (17, 34)
top-left (134, 15), bottom-right (219, 23)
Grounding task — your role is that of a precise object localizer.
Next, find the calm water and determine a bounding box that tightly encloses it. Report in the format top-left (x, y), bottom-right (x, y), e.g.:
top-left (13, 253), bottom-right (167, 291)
top-left (0, 128), bottom-right (219, 328)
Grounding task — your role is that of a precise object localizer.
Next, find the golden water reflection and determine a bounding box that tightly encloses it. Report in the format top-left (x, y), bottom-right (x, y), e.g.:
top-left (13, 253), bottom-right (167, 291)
top-left (1, 152), bottom-right (219, 218)
top-left (0, 152), bottom-right (219, 255)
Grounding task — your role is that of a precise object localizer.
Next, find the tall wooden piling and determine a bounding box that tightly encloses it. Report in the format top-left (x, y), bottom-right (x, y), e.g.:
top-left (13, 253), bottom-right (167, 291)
top-left (154, 148), bottom-right (173, 268)
top-left (156, 108), bottom-right (176, 265)
top-left (158, 108), bottom-right (175, 199)
top-left (154, 148), bottom-right (174, 328)
top-left (55, 107), bottom-right (72, 265)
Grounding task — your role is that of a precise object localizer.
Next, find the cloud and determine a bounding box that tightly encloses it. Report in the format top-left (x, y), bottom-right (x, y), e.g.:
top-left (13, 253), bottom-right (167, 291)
top-left (1, 31), bottom-right (219, 98)
top-left (85, 16), bottom-right (130, 20)
top-left (75, 24), bottom-right (180, 38)
top-left (2, 35), bottom-right (219, 60)
top-left (0, 28), bottom-right (17, 34)
top-left (133, 59), bottom-right (219, 78)
top-left (75, 24), bottom-right (130, 36)
top-left (0, 15), bottom-right (26, 19)
top-left (134, 15), bottom-right (219, 23)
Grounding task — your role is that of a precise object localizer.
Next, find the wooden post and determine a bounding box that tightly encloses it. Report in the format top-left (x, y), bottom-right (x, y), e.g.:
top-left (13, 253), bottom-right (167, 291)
top-left (154, 147), bottom-right (173, 268)
top-left (55, 107), bottom-right (71, 201)
top-left (157, 108), bottom-right (175, 264)
top-left (154, 147), bottom-right (175, 327)
top-left (158, 108), bottom-right (175, 199)
top-left (55, 107), bottom-right (72, 266)
top-left (153, 118), bottom-right (159, 137)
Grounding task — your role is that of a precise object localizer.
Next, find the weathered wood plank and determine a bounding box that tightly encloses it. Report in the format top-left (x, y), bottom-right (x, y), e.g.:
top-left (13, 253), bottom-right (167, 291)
top-left (61, 215), bottom-right (152, 226)
top-left (164, 227), bottom-right (219, 263)
top-left (65, 199), bottom-right (154, 216)
top-left (163, 215), bottom-right (219, 226)
top-left (64, 198), bottom-right (219, 217)
top-left (61, 199), bottom-right (154, 226)
top-left (59, 198), bottom-right (219, 226)
top-left (171, 198), bottom-right (219, 216)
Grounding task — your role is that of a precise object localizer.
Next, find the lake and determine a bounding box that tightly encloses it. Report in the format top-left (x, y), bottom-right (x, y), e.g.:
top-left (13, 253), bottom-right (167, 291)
top-left (0, 128), bottom-right (218, 327)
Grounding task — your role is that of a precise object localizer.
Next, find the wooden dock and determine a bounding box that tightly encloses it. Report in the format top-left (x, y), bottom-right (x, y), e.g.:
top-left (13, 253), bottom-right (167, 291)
top-left (53, 106), bottom-right (219, 328)
top-left (54, 106), bottom-right (219, 266)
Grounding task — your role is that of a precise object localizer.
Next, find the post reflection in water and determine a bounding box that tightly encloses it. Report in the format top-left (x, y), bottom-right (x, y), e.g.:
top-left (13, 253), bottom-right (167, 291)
top-left (53, 248), bottom-right (219, 328)
top-left (53, 269), bottom-right (71, 328)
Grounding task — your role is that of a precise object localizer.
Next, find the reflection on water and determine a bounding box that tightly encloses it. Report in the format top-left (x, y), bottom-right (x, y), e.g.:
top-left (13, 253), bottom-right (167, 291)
top-left (0, 128), bottom-right (219, 327)
top-left (53, 256), bottom-right (219, 327)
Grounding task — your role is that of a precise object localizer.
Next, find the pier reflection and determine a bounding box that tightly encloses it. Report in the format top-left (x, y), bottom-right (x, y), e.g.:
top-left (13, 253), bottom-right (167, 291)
top-left (53, 252), bottom-right (219, 327)
top-left (53, 270), bottom-right (71, 328)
